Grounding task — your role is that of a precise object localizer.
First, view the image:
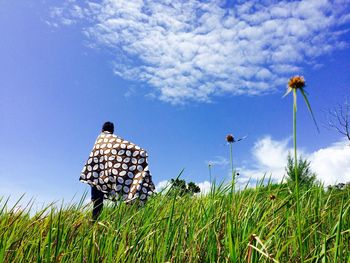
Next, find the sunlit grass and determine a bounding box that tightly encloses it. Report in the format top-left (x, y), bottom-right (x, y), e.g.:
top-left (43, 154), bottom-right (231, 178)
top-left (1, 181), bottom-right (349, 262)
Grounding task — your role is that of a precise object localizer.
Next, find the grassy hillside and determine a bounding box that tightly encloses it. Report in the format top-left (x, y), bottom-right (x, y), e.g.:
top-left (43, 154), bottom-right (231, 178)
top-left (0, 183), bottom-right (349, 262)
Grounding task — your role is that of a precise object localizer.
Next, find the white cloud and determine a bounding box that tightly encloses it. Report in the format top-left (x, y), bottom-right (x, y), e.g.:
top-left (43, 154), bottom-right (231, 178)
top-left (155, 179), bottom-right (212, 194)
top-left (239, 136), bottom-right (350, 186)
top-left (309, 141), bottom-right (350, 186)
top-left (50, 0), bottom-right (350, 104)
top-left (155, 180), bottom-right (171, 193)
top-left (206, 156), bottom-right (229, 167)
top-left (197, 181), bottom-right (212, 194)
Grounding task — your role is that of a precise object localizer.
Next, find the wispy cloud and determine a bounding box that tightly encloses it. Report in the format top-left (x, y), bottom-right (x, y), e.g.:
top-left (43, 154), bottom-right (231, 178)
top-left (50, 0), bottom-right (350, 104)
top-left (239, 136), bottom-right (350, 186)
top-left (155, 180), bottom-right (212, 194)
top-left (206, 156), bottom-right (229, 167)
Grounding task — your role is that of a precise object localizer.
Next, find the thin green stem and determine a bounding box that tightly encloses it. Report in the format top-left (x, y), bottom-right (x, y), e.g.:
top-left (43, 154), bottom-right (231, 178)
top-left (229, 143), bottom-right (235, 197)
top-left (293, 89), bottom-right (303, 262)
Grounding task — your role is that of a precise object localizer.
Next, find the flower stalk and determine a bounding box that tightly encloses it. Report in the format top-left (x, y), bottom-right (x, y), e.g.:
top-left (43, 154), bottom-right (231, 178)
top-left (285, 75), bottom-right (318, 262)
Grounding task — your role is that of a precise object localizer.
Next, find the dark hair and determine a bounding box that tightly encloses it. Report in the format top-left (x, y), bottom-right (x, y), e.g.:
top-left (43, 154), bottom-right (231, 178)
top-left (102, 121), bottom-right (114, 133)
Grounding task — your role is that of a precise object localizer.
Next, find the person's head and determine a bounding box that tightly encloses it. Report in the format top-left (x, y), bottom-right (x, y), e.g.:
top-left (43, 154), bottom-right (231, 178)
top-left (102, 121), bottom-right (114, 134)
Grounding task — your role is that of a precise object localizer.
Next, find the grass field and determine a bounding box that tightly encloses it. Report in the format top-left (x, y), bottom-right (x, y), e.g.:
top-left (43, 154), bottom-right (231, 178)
top-left (1, 181), bottom-right (349, 263)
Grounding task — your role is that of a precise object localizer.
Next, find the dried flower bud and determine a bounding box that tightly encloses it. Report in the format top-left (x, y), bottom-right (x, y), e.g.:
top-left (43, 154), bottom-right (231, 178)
top-left (288, 76), bottom-right (305, 90)
top-left (226, 134), bottom-right (234, 143)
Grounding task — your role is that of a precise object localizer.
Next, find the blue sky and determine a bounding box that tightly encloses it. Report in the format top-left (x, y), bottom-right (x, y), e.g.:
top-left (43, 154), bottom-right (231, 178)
top-left (1, 0), bottom-right (350, 208)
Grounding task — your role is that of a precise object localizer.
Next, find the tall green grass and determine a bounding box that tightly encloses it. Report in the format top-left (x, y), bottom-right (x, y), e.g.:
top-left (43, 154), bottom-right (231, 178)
top-left (1, 181), bottom-right (349, 262)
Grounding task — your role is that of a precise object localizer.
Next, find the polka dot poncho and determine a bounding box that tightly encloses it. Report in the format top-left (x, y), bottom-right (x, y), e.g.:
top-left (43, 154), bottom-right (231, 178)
top-left (80, 131), bottom-right (155, 203)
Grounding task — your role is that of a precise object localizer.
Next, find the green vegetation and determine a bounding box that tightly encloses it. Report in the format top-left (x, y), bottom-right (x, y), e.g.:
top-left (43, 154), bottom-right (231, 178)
top-left (167, 178), bottom-right (200, 196)
top-left (285, 154), bottom-right (318, 189)
top-left (1, 181), bottom-right (349, 262)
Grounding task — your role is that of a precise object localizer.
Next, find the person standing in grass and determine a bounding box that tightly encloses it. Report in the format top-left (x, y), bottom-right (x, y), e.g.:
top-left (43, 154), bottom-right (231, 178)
top-left (80, 121), bottom-right (155, 221)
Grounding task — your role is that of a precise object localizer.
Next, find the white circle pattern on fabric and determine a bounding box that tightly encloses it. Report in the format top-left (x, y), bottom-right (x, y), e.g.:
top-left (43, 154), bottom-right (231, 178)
top-left (81, 132), bottom-right (154, 203)
top-left (125, 179), bottom-right (132, 185)
top-left (109, 176), bottom-right (116, 183)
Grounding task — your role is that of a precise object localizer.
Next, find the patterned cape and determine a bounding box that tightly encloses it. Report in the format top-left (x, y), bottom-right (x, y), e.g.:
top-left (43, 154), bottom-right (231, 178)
top-left (80, 131), bottom-right (155, 203)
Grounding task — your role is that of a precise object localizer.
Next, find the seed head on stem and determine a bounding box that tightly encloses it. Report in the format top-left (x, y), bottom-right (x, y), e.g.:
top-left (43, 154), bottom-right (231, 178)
top-left (226, 134), bottom-right (234, 143)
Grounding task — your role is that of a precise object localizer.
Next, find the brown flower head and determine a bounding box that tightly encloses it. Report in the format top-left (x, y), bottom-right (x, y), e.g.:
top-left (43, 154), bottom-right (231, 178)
top-left (226, 134), bottom-right (234, 143)
top-left (288, 76), bottom-right (305, 90)
top-left (269, 194), bottom-right (276, 200)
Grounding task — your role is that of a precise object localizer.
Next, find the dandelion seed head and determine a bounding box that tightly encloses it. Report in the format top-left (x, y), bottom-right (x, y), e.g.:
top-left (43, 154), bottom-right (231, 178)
top-left (288, 76), bottom-right (305, 90)
top-left (226, 134), bottom-right (234, 143)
